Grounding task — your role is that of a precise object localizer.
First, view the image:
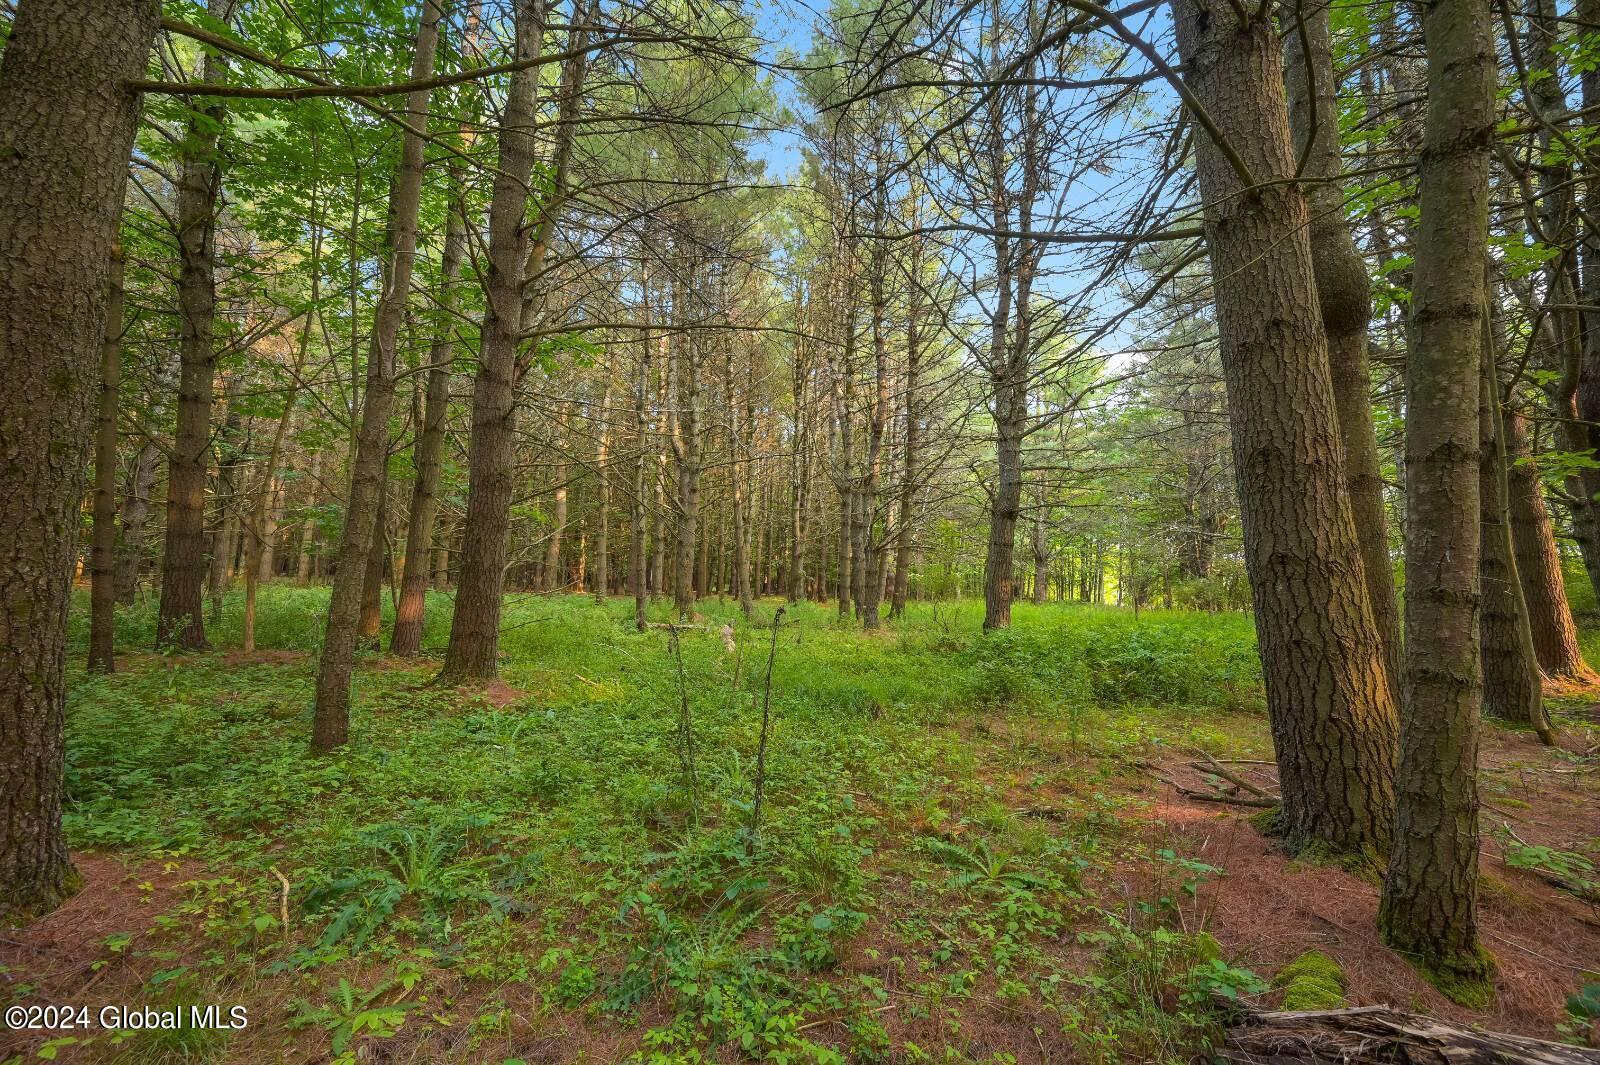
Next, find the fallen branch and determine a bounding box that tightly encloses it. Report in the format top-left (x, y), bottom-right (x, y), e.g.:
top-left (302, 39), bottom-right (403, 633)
top-left (270, 866), bottom-right (291, 934)
top-left (1189, 750), bottom-right (1273, 799)
top-left (1220, 1002), bottom-right (1600, 1064)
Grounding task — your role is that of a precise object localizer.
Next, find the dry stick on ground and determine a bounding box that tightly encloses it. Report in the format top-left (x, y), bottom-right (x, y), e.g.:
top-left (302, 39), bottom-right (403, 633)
top-left (1219, 1002), bottom-right (1600, 1064)
top-left (749, 606), bottom-right (786, 849)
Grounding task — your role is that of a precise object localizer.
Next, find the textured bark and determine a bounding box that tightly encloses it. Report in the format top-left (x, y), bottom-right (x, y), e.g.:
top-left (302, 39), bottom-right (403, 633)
top-left (157, 0), bottom-right (234, 651)
top-left (439, 0), bottom-right (546, 683)
top-left (392, 206), bottom-right (465, 655)
top-left (1282, 0), bottom-right (1402, 696)
top-left (1505, 413), bottom-right (1591, 677)
top-left (89, 246), bottom-right (127, 673)
top-left (1479, 351), bottom-right (1549, 738)
top-left (312, 0), bottom-right (442, 750)
top-left (114, 442), bottom-right (162, 604)
top-left (0, 0), bottom-right (159, 923)
top-left (1378, 0), bottom-right (1494, 986)
top-left (1171, 0), bottom-right (1399, 856)
top-left (1220, 1003), bottom-right (1600, 1064)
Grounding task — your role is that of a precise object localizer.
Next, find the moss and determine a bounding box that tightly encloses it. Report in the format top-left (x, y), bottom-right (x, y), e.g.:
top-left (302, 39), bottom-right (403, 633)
top-left (1286, 838), bottom-right (1384, 882)
top-left (1417, 946), bottom-right (1496, 1010)
top-left (1272, 950), bottom-right (1346, 1010)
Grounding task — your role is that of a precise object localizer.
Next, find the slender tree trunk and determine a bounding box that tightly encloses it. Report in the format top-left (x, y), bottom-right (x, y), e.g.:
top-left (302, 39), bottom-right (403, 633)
top-left (243, 384), bottom-right (300, 653)
top-left (158, 0), bottom-right (234, 651)
top-left (0, 0), bottom-right (159, 924)
top-left (312, 0), bottom-right (443, 749)
top-left (544, 467), bottom-right (568, 592)
top-left (1378, 0), bottom-right (1495, 994)
top-left (632, 279), bottom-right (653, 631)
top-left (1171, 0), bottom-right (1399, 856)
top-left (724, 340), bottom-right (754, 617)
top-left (1479, 350), bottom-right (1551, 738)
top-left (295, 449), bottom-right (322, 586)
top-left (89, 245), bottom-right (127, 673)
top-left (114, 442), bottom-right (162, 604)
top-left (1282, 0), bottom-right (1402, 695)
top-left (357, 475), bottom-right (389, 648)
top-left (671, 274), bottom-right (702, 622)
top-left (206, 385), bottom-right (245, 621)
top-left (392, 214), bottom-right (463, 653)
top-left (595, 376), bottom-right (611, 605)
top-left (1505, 412), bottom-right (1591, 677)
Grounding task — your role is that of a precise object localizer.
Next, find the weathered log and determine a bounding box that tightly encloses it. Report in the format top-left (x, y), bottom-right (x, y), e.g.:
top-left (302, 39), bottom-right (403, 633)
top-left (1220, 1003), bottom-right (1600, 1064)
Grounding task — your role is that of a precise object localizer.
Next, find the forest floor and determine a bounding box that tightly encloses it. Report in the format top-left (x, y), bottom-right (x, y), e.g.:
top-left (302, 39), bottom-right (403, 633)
top-left (3, 588), bottom-right (1598, 1064)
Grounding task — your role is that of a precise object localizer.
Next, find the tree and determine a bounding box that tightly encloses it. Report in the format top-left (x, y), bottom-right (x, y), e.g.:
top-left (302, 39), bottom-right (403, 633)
top-left (1377, 0), bottom-right (1496, 1001)
top-left (1170, 0), bottom-right (1399, 857)
top-left (311, 0), bottom-right (445, 752)
top-left (0, 0), bottom-right (161, 923)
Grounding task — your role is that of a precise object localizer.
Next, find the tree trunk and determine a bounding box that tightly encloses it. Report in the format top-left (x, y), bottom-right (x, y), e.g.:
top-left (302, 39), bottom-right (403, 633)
top-left (295, 449), bottom-right (322, 586)
top-left (158, 0), bottom-right (234, 651)
top-left (1171, 0), bottom-right (1399, 857)
top-left (594, 376), bottom-right (611, 605)
top-left (544, 469), bottom-right (568, 592)
top-left (1505, 412), bottom-right (1591, 677)
top-left (0, 0), bottom-right (159, 924)
top-left (632, 277), bottom-right (653, 631)
top-left (89, 245), bottom-right (126, 673)
top-left (1378, 0), bottom-right (1494, 993)
top-left (1479, 343), bottom-right (1550, 738)
top-left (671, 273), bottom-right (702, 622)
top-left (312, 0), bottom-right (443, 749)
top-left (439, 0), bottom-right (545, 684)
top-left (114, 441), bottom-right (162, 604)
top-left (357, 475), bottom-right (389, 649)
top-left (243, 381), bottom-right (301, 653)
top-left (392, 208), bottom-right (465, 654)
top-left (1282, 0), bottom-right (1402, 696)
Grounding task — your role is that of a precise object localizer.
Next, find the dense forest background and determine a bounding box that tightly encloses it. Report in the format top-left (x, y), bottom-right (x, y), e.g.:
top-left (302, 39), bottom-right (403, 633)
top-left (3, 0), bottom-right (1600, 1060)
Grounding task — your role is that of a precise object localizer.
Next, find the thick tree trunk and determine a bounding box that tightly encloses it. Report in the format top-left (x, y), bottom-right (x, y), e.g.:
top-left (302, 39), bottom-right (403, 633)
top-left (1505, 412), bottom-right (1591, 677)
top-left (439, 0), bottom-right (545, 683)
top-left (1282, 0), bottom-right (1402, 696)
top-left (1171, 0), bottom-right (1400, 856)
top-left (1378, 0), bottom-right (1494, 992)
top-left (158, 0), bottom-right (234, 651)
top-left (89, 246), bottom-right (127, 673)
top-left (311, 0), bottom-right (443, 749)
top-left (392, 208), bottom-right (465, 655)
top-left (1479, 348), bottom-right (1550, 738)
top-left (0, 0), bottom-right (159, 924)
top-left (114, 442), bottom-right (162, 604)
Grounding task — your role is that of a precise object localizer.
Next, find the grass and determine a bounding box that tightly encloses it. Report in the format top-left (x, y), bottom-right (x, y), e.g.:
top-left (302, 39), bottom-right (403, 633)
top-left (16, 587), bottom-right (1281, 1062)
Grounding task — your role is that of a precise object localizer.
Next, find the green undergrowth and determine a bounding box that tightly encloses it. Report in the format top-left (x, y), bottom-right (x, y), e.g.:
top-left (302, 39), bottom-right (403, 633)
top-left (26, 588), bottom-right (1279, 1063)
